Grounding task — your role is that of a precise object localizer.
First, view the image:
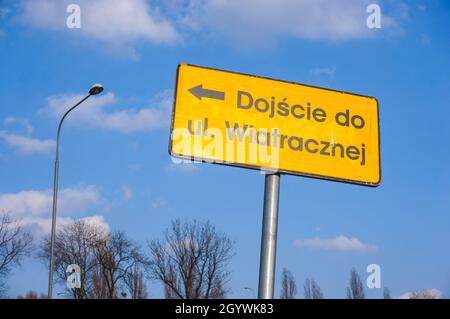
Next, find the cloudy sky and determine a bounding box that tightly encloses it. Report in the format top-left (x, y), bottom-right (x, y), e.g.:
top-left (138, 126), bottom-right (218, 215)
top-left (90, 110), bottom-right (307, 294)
top-left (0, 0), bottom-right (449, 298)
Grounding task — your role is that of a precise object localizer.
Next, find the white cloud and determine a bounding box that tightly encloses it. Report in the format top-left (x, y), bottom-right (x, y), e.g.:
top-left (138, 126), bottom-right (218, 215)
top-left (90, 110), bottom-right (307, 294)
top-left (181, 0), bottom-right (402, 46)
top-left (0, 184), bottom-right (107, 238)
top-left (22, 214), bottom-right (109, 237)
top-left (20, 0), bottom-right (179, 50)
top-left (12, 0), bottom-right (408, 53)
top-left (293, 235), bottom-right (377, 253)
top-left (40, 90), bottom-right (172, 133)
top-left (122, 185), bottom-right (133, 201)
top-left (0, 185), bottom-right (100, 218)
top-left (166, 161), bottom-right (201, 173)
top-left (397, 288), bottom-right (442, 299)
top-left (0, 131), bottom-right (55, 155)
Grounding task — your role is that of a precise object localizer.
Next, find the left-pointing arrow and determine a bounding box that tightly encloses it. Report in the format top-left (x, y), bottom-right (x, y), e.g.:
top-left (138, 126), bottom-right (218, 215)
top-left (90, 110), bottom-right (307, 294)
top-left (189, 84), bottom-right (225, 101)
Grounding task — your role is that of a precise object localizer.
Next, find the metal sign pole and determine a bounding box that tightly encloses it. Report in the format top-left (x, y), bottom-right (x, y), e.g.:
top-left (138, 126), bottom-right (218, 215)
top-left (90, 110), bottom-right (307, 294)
top-left (258, 173), bottom-right (281, 299)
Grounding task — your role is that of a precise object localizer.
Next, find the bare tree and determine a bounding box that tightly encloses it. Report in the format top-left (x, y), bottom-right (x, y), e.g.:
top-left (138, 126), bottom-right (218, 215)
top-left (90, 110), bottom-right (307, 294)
top-left (90, 266), bottom-right (109, 299)
top-left (304, 278), bottom-right (324, 299)
top-left (383, 287), bottom-right (391, 299)
top-left (163, 267), bottom-right (180, 299)
top-left (346, 268), bottom-right (365, 299)
top-left (93, 231), bottom-right (146, 299)
top-left (17, 291), bottom-right (47, 299)
top-left (147, 219), bottom-right (234, 299)
top-left (40, 219), bottom-right (104, 299)
top-left (40, 220), bottom-right (146, 299)
top-left (0, 213), bottom-right (33, 296)
top-left (124, 264), bottom-right (148, 299)
top-left (280, 268), bottom-right (297, 299)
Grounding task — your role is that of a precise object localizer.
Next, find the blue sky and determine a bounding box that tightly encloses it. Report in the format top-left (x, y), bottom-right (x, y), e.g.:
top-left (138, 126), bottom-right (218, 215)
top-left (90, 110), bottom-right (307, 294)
top-left (0, 0), bottom-right (449, 298)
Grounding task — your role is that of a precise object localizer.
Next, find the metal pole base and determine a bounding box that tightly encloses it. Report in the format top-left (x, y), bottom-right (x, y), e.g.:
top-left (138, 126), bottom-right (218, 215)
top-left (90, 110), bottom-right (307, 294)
top-left (258, 173), bottom-right (281, 299)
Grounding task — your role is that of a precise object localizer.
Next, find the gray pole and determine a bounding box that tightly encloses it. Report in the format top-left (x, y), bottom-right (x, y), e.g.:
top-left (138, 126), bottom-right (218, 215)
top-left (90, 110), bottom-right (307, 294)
top-left (48, 94), bottom-right (91, 299)
top-left (258, 173), bottom-right (281, 299)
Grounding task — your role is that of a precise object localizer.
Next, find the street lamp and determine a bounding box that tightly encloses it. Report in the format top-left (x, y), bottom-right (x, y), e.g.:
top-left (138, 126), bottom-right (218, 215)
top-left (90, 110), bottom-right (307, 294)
top-left (47, 84), bottom-right (104, 299)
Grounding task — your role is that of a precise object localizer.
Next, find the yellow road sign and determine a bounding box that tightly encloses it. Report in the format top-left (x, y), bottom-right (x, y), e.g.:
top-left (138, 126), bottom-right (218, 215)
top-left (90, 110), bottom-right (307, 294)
top-left (169, 64), bottom-right (381, 186)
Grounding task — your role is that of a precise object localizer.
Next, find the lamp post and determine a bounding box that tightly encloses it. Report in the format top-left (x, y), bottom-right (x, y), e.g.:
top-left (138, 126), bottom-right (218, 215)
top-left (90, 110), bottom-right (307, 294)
top-left (47, 84), bottom-right (104, 299)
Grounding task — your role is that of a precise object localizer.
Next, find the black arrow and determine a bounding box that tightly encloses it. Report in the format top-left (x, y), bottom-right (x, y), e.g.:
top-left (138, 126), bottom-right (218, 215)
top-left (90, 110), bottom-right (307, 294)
top-left (188, 84), bottom-right (225, 101)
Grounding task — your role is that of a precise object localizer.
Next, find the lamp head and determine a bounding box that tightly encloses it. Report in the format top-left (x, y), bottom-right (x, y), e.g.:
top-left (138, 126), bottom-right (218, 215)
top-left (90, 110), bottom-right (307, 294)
top-left (89, 84), bottom-right (104, 95)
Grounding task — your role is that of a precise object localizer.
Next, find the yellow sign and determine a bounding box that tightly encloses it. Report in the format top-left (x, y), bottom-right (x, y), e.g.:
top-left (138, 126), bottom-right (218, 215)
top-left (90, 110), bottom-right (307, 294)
top-left (169, 64), bottom-right (381, 186)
